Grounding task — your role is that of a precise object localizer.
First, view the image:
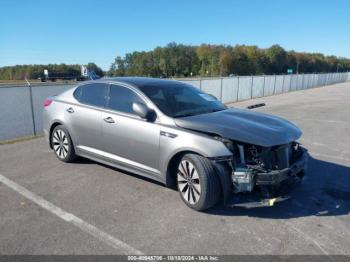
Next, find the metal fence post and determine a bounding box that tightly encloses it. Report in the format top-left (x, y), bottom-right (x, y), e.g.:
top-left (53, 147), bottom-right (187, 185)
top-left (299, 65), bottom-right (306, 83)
top-left (273, 74), bottom-right (277, 94)
top-left (301, 74), bottom-right (304, 90)
top-left (307, 74), bottom-right (314, 88)
top-left (316, 73), bottom-right (318, 87)
top-left (25, 78), bottom-right (36, 136)
top-left (323, 73), bottom-right (325, 86)
top-left (305, 74), bottom-right (310, 89)
top-left (236, 76), bottom-right (240, 101)
top-left (262, 75), bottom-right (266, 97)
top-left (220, 77), bottom-right (223, 102)
top-left (199, 77), bottom-right (202, 90)
top-left (289, 74), bottom-right (292, 92)
top-left (315, 73), bottom-right (318, 87)
top-left (305, 74), bottom-right (308, 88)
top-left (281, 74), bottom-right (285, 93)
top-left (250, 75), bottom-right (253, 99)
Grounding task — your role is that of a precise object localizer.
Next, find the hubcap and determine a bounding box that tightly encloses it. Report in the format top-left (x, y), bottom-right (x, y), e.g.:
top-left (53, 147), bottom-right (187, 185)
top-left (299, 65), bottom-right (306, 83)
top-left (177, 160), bottom-right (201, 205)
top-left (52, 129), bottom-right (69, 159)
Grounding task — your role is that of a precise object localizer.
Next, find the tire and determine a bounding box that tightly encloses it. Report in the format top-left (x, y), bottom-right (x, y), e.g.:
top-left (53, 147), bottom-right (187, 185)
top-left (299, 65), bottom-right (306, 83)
top-left (177, 154), bottom-right (221, 211)
top-left (51, 125), bottom-right (77, 163)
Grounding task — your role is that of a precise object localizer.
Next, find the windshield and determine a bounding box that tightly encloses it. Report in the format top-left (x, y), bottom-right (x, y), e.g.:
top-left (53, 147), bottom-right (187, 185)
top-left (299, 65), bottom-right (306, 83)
top-left (138, 82), bottom-right (226, 118)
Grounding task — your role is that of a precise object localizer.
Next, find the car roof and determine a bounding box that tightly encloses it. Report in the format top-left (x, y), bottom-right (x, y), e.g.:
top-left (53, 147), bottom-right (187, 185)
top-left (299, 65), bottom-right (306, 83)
top-left (93, 77), bottom-right (186, 88)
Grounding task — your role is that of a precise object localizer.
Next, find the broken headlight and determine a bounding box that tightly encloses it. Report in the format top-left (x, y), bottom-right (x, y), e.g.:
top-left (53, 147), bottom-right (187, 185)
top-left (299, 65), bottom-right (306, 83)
top-left (214, 136), bottom-right (235, 152)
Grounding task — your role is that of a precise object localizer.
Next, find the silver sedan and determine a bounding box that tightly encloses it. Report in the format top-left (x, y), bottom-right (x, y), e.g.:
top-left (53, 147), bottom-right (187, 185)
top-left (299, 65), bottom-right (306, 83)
top-left (43, 77), bottom-right (307, 211)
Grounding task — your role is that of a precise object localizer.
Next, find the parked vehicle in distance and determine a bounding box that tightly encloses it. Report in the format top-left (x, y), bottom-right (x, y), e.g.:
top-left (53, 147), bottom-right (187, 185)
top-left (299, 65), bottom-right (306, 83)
top-left (43, 77), bottom-right (308, 211)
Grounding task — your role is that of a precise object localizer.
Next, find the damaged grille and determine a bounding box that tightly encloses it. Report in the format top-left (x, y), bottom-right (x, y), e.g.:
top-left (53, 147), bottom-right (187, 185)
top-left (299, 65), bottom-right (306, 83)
top-left (231, 141), bottom-right (304, 193)
top-left (241, 143), bottom-right (300, 171)
top-left (262, 144), bottom-right (291, 170)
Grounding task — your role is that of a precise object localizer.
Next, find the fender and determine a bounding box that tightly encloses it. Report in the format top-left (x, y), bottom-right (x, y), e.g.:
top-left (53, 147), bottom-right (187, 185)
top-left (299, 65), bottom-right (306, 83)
top-left (159, 125), bottom-right (232, 186)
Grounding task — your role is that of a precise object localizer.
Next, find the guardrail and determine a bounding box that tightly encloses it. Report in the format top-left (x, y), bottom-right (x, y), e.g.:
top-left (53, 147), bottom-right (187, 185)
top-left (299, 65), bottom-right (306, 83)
top-left (0, 72), bottom-right (349, 142)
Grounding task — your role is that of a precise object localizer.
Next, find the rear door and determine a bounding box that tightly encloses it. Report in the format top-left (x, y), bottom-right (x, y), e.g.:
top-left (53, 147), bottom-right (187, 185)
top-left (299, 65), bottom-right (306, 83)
top-left (67, 83), bottom-right (109, 150)
top-left (101, 84), bottom-right (160, 175)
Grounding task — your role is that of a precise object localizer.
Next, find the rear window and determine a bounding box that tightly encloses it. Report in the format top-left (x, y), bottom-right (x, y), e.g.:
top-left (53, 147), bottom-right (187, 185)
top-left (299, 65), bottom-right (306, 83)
top-left (74, 83), bottom-right (108, 107)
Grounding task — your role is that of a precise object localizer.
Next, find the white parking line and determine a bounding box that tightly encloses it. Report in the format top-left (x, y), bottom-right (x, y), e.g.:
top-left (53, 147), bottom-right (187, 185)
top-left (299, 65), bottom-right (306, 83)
top-left (0, 174), bottom-right (143, 255)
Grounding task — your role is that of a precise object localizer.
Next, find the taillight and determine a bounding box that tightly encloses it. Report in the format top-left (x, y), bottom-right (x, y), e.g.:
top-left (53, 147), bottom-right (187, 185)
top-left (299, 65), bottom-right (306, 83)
top-left (43, 99), bottom-right (53, 107)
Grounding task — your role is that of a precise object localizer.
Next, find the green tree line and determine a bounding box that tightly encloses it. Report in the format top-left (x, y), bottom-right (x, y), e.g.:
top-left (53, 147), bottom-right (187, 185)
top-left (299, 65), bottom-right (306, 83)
top-left (1, 43), bottom-right (349, 80)
top-left (108, 43), bottom-right (350, 77)
top-left (0, 63), bottom-right (104, 80)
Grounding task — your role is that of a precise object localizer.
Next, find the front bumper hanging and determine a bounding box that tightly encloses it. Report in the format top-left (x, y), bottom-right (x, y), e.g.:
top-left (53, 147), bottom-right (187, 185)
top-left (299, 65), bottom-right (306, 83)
top-left (226, 148), bottom-right (308, 208)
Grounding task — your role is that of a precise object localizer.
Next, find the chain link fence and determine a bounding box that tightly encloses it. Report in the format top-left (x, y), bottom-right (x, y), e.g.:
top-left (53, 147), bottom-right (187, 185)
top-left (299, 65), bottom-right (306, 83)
top-left (0, 72), bottom-right (349, 141)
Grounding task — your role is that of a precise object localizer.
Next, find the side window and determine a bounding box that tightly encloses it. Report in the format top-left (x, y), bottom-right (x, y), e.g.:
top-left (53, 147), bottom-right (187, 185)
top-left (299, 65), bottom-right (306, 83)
top-left (107, 85), bottom-right (144, 115)
top-left (76, 83), bottom-right (108, 107)
top-left (73, 86), bottom-right (82, 100)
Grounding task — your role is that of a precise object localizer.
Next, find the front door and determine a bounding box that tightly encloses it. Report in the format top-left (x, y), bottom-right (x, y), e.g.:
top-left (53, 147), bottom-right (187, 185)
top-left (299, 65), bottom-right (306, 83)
top-left (101, 84), bottom-right (160, 175)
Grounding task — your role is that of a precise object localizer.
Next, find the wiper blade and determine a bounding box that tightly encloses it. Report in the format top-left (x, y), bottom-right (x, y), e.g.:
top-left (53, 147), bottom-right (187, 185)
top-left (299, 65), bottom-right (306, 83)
top-left (174, 108), bottom-right (225, 118)
top-left (173, 113), bottom-right (196, 118)
top-left (210, 109), bottom-right (224, 113)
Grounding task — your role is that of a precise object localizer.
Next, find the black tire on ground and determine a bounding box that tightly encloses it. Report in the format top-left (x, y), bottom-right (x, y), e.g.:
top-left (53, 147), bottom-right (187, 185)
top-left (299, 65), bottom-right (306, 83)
top-left (177, 153), bottom-right (221, 211)
top-left (51, 125), bottom-right (77, 163)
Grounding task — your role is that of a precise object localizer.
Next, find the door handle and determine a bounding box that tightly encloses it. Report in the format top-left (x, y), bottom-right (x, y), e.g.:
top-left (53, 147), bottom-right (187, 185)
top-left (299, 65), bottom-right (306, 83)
top-left (66, 107), bottom-right (74, 113)
top-left (103, 117), bottom-right (115, 123)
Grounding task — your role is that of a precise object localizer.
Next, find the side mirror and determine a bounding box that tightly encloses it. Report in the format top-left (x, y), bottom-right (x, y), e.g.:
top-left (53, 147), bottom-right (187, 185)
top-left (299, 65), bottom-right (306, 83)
top-left (132, 102), bottom-right (156, 122)
top-left (208, 94), bottom-right (218, 100)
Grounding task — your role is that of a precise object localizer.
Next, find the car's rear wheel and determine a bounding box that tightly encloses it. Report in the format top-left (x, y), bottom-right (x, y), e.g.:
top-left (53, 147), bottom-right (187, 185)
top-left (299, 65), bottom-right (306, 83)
top-left (177, 154), bottom-right (221, 211)
top-left (51, 125), bottom-right (77, 162)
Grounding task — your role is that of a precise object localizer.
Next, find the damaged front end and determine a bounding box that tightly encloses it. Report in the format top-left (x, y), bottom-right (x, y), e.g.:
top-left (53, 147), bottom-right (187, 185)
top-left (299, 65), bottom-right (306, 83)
top-left (212, 138), bottom-right (308, 208)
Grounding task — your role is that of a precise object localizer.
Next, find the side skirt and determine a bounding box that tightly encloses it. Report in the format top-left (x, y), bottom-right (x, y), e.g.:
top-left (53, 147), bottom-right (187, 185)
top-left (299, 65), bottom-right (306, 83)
top-left (76, 146), bottom-right (165, 185)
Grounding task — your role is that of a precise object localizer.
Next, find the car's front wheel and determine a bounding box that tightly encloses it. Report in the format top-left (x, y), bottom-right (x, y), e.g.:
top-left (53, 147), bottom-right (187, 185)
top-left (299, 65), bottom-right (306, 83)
top-left (177, 154), bottom-right (221, 211)
top-left (51, 125), bottom-right (77, 163)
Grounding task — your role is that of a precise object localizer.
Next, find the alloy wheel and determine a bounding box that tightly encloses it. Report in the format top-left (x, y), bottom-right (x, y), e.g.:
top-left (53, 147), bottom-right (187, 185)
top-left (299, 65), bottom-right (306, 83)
top-left (177, 159), bottom-right (201, 205)
top-left (52, 129), bottom-right (69, 159)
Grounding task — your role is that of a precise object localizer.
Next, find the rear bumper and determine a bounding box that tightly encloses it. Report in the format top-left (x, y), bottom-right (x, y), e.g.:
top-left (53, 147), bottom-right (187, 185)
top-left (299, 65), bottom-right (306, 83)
top-left (42, 109), bottom-right (50, 142)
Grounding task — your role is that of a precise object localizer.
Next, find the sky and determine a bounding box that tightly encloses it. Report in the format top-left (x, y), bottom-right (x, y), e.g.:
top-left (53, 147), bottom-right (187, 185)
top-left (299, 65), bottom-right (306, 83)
top-left (0, 0), bottom-right (349, 70)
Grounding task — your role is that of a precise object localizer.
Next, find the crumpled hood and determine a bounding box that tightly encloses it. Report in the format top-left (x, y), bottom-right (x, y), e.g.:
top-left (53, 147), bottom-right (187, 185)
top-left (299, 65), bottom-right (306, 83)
top-left (174, 108), bottom-right (302, 147)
